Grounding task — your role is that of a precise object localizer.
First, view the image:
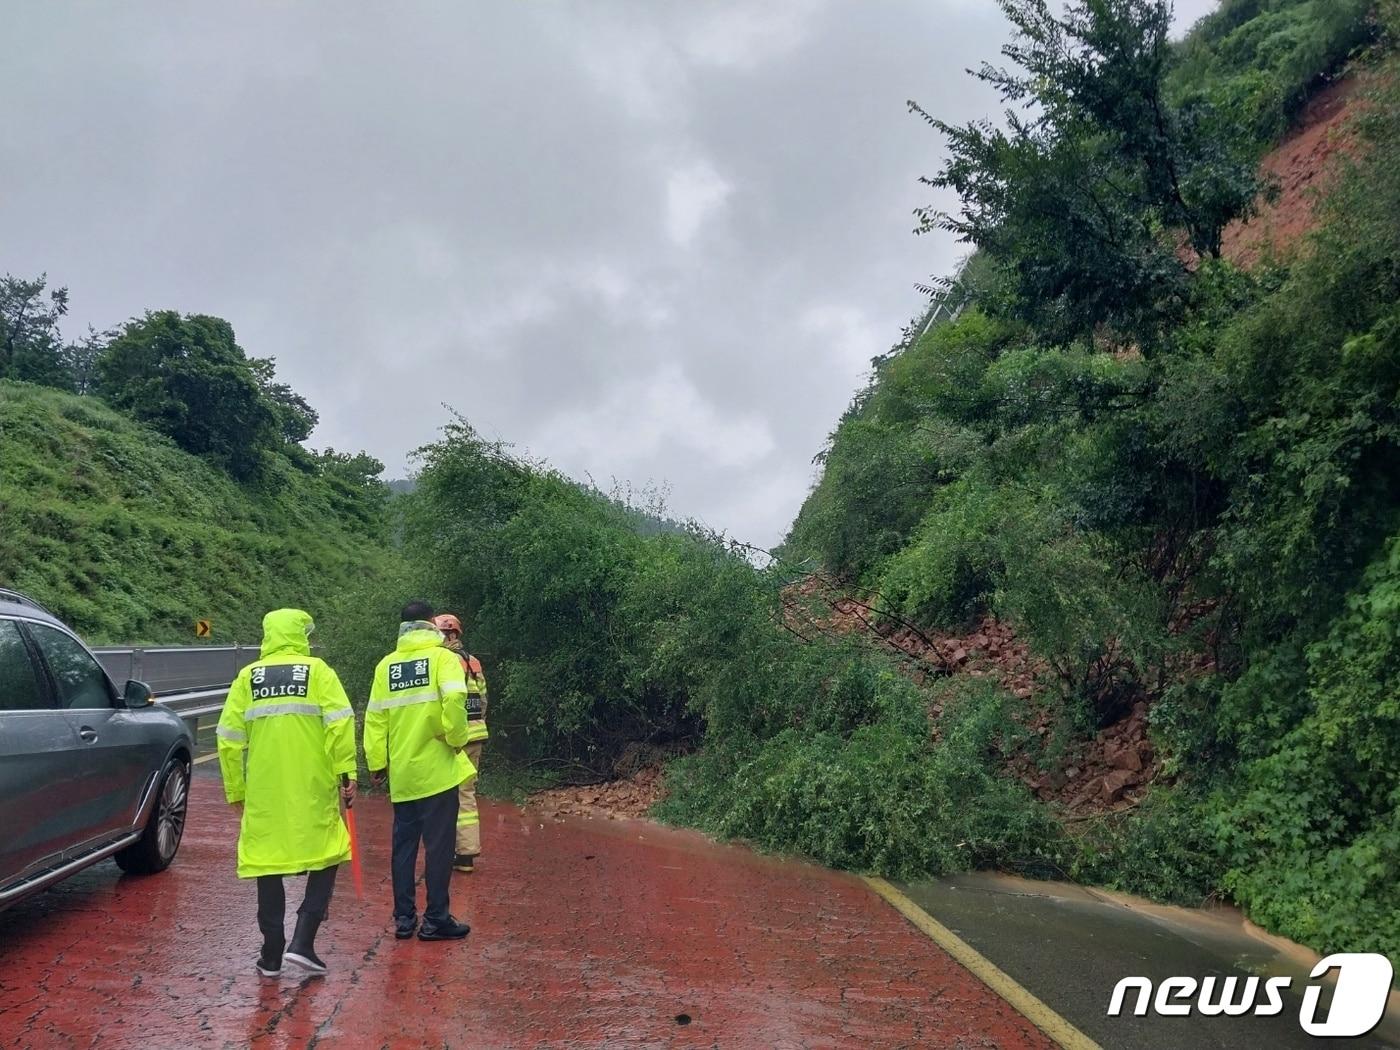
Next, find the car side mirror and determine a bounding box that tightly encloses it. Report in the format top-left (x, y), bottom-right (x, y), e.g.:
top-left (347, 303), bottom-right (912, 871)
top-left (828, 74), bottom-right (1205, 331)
top-left (123, 679), bottom-right (154, 708)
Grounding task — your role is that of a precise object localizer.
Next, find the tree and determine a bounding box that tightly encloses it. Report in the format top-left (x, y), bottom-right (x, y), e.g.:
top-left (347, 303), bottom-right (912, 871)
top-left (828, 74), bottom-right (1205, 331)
top-left (64, 325), bottom-right (111, 395)
top-left (913, 0), bottom-right (1265, 342)
top-left (313, 448), bottom-right (389, 525)
top-left (0, 274), bottom-right (75, 390)
top-left (315, 447), bottom-right (386, 490)
top-left (250, 356), bottom-right (319, 444)
top-left (97, 311), bottom-right (279, 481)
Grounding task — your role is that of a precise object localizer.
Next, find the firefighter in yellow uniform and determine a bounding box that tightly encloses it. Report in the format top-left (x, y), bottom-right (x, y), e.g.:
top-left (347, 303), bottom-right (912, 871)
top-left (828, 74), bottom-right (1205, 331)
top-left (433, 615), bottom-right (488, 872)
top-left (364, 601), bottom-right (474, 941)
top-left (216, 608), bottom-right (357, 978)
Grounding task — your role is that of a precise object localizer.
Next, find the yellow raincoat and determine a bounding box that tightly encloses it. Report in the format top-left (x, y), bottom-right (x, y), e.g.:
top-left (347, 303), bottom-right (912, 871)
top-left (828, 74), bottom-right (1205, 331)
top-left (217, 609), bottom-right (357, 878)
top-left (364, 623), bottom-right (474, 802)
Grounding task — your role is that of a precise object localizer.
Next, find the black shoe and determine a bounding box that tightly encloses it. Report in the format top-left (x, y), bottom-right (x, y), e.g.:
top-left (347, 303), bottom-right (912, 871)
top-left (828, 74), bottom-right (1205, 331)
top-left (418, 916), bottom-right (470, 941)
top-left (283, 947), bottom-right (326, 974)
top-left (256, 936), bottom-right (284, 977)
top-left (394, 916), bottom-right (419, 940)
top-left (284, 913), bottom-right (327, 975)
top-left (453, 853), bottom-right (475, 873)
top-left (255, 952), bottom-right (282, 977)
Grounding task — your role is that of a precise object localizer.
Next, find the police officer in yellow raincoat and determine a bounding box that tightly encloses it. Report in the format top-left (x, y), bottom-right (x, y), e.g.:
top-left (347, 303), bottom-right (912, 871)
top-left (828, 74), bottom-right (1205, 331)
top-left (217, 609), bottom-right (357, 978)
top-left (364, 601), bottom-right (473, 941)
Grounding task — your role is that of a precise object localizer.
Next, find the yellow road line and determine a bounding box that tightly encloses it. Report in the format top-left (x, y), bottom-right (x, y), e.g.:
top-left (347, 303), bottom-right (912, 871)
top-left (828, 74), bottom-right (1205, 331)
top-left (863, 876), bottom-right (1102, 1050)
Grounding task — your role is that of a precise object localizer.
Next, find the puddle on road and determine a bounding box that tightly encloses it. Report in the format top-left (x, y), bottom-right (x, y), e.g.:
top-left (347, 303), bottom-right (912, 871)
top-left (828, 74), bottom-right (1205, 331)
top-left (900, 871), bottom-right (1400, 1050)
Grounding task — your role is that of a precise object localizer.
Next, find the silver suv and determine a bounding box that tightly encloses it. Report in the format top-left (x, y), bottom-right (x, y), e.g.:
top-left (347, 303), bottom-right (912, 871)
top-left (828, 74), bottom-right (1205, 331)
top-left (0, 589), bottom-right (194, 910)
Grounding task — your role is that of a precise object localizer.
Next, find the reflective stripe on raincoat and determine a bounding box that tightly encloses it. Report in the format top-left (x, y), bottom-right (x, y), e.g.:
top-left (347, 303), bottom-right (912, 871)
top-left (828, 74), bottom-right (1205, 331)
top-left (444, 638), bottom-right (489, 743)
top-left (216, 608), bottom-right (357, 879)
top-left (465, 653), bottom-right (489, 742)
top-left (364, 623), bottom-right (474, 802)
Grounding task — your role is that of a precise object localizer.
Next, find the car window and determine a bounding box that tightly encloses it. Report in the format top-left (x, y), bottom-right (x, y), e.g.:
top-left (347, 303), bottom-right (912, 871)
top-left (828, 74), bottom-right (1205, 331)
top-left (0, 619), bottom-right (49, 711)
top-left (27, 623), bottom-right (114, 710)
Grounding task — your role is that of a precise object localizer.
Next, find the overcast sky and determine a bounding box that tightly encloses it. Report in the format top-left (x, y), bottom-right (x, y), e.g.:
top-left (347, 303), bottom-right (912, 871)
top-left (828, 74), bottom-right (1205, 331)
top-left (3, 1), bottom-right (1217, 548)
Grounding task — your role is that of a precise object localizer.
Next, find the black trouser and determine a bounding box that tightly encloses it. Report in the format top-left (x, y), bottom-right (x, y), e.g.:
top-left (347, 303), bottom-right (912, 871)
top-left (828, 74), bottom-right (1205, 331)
top-left (391, 786), bottom-right (458, 925)
top-left (256, 866), bottom-right (338, 950)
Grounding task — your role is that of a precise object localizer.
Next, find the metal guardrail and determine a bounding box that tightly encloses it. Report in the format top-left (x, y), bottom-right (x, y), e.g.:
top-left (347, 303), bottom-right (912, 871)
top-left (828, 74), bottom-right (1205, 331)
top-left (159, 688), bottom-right (236, 720)
top-left (92, 644), bottom-right (257, 721)
top-left (914, 278), bottom-right (970, 343)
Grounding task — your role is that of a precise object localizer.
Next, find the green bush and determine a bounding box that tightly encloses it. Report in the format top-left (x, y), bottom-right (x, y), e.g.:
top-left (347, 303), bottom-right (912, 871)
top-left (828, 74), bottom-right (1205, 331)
top-left (784, 417), bottom-right (943, 581)
top-left (1209, 534), bottom-right (1400, 955)
top-left (405, 424), bottom-right (731, 774)
top-left (1171, 0), bottom-right (1378, 144)
top-left (659, 678), bottom-right (1063, 879)
top-left (1002, 536), bottom-right (1167, 717)
top-left (1072, 790), bottom-right (1221, 904)
top-left (784, 310), bottom-right (1009, 581)
top-left (878, 479), bottom-right (1024, 627)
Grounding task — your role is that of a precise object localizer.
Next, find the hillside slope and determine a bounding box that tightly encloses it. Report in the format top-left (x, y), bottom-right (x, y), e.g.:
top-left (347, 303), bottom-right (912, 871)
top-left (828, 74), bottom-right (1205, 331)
top-left (779, 1), bottom-right (1400, 957)
top-left (1219, 75), bottom-right (1366, 267)
top-left (0, 380), bottom-right (394, 642)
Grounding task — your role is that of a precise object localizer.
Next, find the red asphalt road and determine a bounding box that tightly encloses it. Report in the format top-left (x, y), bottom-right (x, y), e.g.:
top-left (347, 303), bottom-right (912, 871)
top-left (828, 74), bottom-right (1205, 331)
top-left (0, 771), bottom-right (1052, 1049)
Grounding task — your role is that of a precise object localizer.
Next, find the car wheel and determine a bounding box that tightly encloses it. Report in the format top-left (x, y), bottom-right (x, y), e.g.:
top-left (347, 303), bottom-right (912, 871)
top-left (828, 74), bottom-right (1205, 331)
top-left (115, 759), bottom-right (190, 875)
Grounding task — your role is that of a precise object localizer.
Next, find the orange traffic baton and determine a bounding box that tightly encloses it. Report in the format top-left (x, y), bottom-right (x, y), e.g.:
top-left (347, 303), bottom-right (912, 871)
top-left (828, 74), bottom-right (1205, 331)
top-left (341, 773), bottom-right (365, 900)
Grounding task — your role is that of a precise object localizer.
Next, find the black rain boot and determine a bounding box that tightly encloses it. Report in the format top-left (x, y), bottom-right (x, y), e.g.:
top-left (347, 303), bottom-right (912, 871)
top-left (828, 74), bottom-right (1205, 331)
top-left (256, 935), bottom-right (284, 977)
top-left (283, 912), bottom-right (327, 975)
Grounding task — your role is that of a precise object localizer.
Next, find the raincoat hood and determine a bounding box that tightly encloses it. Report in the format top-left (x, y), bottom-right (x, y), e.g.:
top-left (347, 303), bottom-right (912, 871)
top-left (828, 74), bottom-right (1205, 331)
top-left (397, 621), bottom-right (444, 651)
top-left (260, 608), bottom-right (314, 658)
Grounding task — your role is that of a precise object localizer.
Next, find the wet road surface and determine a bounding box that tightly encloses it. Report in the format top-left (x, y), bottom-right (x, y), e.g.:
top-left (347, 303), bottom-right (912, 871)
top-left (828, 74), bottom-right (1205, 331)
top-left (0, 768), bottom-right (1053, 1049)
top-left (897, 873), bottom-right (1400, 1050)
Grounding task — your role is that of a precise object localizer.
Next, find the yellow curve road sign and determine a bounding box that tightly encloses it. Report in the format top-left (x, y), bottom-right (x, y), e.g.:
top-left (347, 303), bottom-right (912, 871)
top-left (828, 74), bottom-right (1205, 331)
top-left (195, 619), bottom-right (212, 638)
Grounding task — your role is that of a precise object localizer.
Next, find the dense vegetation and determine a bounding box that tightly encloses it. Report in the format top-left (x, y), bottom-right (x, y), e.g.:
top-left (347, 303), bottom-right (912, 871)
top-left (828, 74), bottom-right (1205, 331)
top-left (784, 0), bottom-right (1400, 954)
top-left (0, 281), bottom-right (392, 641)
top-left (349, 422), bottom-right (1060, 874)
top-left (1170, 0), bottom-right (1376, 139)
top-left (0, 382), bottom-right (393, 642)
